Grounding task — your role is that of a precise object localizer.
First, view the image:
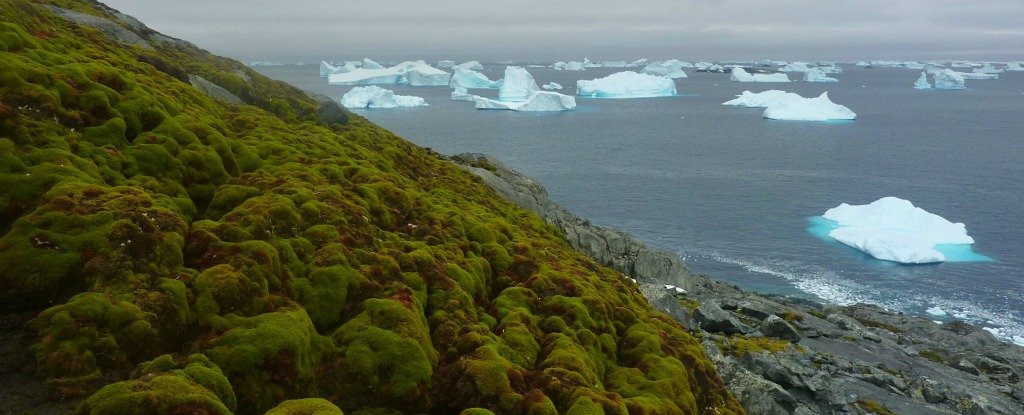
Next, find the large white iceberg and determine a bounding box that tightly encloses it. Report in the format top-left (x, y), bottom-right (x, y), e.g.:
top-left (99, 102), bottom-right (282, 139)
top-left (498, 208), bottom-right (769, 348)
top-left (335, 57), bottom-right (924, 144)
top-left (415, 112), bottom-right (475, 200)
top-left (762, 92), bottom-right (856, 121)
top-left (450, 67), bottom-right (501, 89)
top-left (822, 197), bottom-right (975, 264)
top-left (576, 71), bottom-right (676, 98)
top-left (498, 66), bottom-right (540, 101)
top-left (474, 91), bottom-right (576, 112)
top-left (542, 82), bottom-right (563, 90)
top-left (722, 90), bottom-right (802, 107)
top-left (341, 86), bottom-right (427, 108)
top-left (730, 67), bottom-right (790, 83)
top-left (328, 60), bottom-right (450, 86)
top-left (913, 72), bottom-right (932, 89)
top-left (804, 68), bottom-right (839, 82)
top-left (933, 69), bottom-right (965, 90)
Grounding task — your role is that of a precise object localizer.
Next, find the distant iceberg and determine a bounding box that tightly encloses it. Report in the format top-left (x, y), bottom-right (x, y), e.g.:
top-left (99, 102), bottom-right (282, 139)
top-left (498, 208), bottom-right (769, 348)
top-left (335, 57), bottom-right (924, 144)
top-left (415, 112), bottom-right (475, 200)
top-left (553, 60), bottom-right (586, 71)
top-left (628, 59), bottom-right (649, 67)
top-left (474, 91), bottom-right (576, 111)
top-left (1006, 62), bottom-right (1024, 71)
top-left (328, 60), bottom-right (450, 86)
top-left (973, 64), bottom-right (1003, 74)
top-left (341, 86), bottom-right (427, 108)
top-left (450, 67), bottom-right (501, 89)
top-left (695, 62), bottom-right (724, 73)
top-left (498, 66), bottom-right (540, 102)
top-left (722, 90), bottom-right (802, 107)
top-left (762, 92), bottom-right (856, 121)
top-left (455, 61), bottom-right (484, 71)
top-left (804, 68), bottom-right (839, 82)
top-left (437, 60), bottom-right (456, 68)
top-left (362, 58), bottom-right (385, 69)
top-left (730, 67), bottom-right (790, 83)
top-left (542, 82), bottom-right (563, 90)
top-left (959, 72), bottom-right (998, 80)
top-left (821, 197), bottom-right (976, 264)
top-left (933, 69), bottom-right (965, 90)
top-left (642, 60), bottom-right (688, 78)
top-left (319, 61), bottom-right (335, 78)
top-left (576, 71), bottom-right (676, 98)
top-left (914, 72), bottom-right (932, 89)
top-left (779, 62), bottom-right (812, 72)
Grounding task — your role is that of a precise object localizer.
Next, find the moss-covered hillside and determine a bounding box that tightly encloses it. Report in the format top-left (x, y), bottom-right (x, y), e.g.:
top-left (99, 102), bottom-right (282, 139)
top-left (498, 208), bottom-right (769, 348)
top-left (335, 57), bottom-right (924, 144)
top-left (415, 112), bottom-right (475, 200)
top-left (0, 1), bottom-right (743, 414)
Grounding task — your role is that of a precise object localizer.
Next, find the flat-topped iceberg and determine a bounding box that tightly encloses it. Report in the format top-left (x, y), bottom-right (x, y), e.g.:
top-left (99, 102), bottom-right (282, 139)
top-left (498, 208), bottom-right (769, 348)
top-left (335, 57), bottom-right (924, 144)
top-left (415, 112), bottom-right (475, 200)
top-left (542, 82), bottom-right (563, 90)
top-left (474, 91), bottom-right (576, 111)
top-left (821, 197), bottom-right (976, 264)
top-left (914, 72), bottom-right (932, 89)
top-left (934, 69), bottom-right (965, 90)
top-left (730, 67), bottom-right (790, 82)
top-left (804, 68), bottom-right (839, 82)
top-left (341, 86), bottom-right (427, 108)
top-left (498, 66), bottom-right (540, 101)
top-left (576, 71), bottom-right (676, 98)
top-left (450, 67), bottom-right (501, 89)
top-left (722, 90), bottom-right (802, 107)
top-left (762, 92), bottom-right (856, 121)
top-left (328, 60), bottom-right (450, 86)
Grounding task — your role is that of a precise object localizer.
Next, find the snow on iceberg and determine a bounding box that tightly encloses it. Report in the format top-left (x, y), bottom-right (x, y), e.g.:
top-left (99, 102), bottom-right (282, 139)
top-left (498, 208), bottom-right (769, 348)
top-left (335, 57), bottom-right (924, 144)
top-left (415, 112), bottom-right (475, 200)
top-left (730, 67), bottom-right (790, 83)
top-left (328, 60), bottom-right (450, 86)
top-left (341, 86), bottom-right (427, 108)
top-left (542, 82), bottom-right (563, 90)
top-left (450, 67), bottom-right (501, 89)
top-left (576, 71), bottom-right (676, 98)
top-left (722, 90), bottom-right (802, 107)
top-left (498, 66), bottom-right (540, 102)
top-left (914, 72), bottom-right (932, 89)
top-left (821, 197), bottom-right (976, 264)
top-left (804, 68), bottom-right (839, 82)
top-left (762, 92), bottom-right (856, 121)
top-left (933, 69), bottom-right (965, 90)
top-left (474, 91), bottom-right (576, 112)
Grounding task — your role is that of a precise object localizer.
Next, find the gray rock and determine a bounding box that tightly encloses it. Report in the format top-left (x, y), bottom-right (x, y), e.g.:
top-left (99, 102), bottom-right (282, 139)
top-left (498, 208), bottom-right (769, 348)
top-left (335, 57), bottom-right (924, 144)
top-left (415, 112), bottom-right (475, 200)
top-left (188, 75), bottom-right (243, 104)
top-left (955, 358), bottom-right (983, 376)
top-left (315, 100), bottom-right (349, 126)
top-left (695, 302), bottom-right (745, 334)
top-left (41, 6), bottom-right (153, 50)
top-left (703, 340), bottom-right (797, 415)
top-left (761, 315), bottom-right (801, 342)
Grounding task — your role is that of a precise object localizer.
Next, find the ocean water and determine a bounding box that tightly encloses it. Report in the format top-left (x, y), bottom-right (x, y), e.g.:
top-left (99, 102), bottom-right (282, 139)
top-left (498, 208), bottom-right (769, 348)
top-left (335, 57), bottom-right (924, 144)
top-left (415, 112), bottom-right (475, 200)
top-left (256, 64), bottom-right (1024, 343)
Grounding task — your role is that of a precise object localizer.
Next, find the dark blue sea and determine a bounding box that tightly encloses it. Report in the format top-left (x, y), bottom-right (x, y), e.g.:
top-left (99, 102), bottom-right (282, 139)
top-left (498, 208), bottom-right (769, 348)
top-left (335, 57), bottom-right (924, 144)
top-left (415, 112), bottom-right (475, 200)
top-left (256, 63), bottom-right (1024, 343)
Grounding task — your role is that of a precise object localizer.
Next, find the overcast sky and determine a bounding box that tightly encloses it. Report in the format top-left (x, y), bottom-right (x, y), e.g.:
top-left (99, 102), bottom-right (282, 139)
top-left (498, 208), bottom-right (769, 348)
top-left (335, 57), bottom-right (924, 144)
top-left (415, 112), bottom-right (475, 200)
top-left (103, 0), bottom-right (1024, 63)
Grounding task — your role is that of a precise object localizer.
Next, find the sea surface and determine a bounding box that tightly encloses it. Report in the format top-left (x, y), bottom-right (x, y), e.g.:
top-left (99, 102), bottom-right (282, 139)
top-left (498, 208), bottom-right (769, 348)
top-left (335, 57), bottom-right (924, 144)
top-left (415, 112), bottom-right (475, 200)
top-left (256, 63), bottom-right (1024, 343)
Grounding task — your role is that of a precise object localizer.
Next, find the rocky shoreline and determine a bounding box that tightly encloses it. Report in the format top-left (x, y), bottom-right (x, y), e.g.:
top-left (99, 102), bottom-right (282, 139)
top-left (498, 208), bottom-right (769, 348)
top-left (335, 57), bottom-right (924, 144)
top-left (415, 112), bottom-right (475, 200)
top-left (453, 153), bottom-right (1024, 415)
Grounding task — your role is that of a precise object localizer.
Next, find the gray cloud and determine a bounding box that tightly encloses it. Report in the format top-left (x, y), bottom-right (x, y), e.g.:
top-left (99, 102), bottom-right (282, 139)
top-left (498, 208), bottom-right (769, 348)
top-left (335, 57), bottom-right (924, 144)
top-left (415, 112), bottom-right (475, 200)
top-left (101, 0), bottom-right (1024, 62)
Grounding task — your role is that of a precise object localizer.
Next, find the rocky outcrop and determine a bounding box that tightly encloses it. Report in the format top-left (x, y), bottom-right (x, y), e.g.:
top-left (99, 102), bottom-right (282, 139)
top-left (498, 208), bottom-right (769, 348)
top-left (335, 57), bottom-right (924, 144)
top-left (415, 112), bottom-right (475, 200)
top-left (188, 74), bottom-right (243, 104)
top-left (41, 5), bottom-right (154, 50)
top-left (456, 153), bottom-right (1024, 415)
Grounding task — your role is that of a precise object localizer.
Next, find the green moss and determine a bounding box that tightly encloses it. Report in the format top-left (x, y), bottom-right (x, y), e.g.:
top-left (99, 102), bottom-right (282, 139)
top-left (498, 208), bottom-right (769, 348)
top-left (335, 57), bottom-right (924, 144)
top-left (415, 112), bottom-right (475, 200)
top-left (856, 399), bottom-right (896, 415)
top-left (717, 336), bottom-right (801, 357)
top-left (265, 398), bottom-right (344, 415)
top-left (919, 350), bottom-right (946, 364)
top-left (853, 317), bottom-right (905, 334)
top-left (77, 354), bottom-right (235, 415)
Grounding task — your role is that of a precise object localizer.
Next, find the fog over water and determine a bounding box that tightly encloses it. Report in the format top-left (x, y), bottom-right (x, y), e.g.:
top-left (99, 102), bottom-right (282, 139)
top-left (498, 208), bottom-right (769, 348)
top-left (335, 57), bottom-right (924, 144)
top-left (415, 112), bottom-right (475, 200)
top-left (102, 0), bottom-right (1024, 62)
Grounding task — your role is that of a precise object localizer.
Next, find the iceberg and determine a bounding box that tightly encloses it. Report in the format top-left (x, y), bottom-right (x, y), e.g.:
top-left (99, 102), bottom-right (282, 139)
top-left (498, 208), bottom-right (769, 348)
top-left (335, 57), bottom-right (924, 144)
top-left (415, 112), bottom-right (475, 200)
top-left (821, 197), bottom-right (975, 264)
top-left (642, 60), bottom-right (688, 78)
top-left (454, 61), bottom-right (484, 70)
top-left (576, 71), bottom-right (676, 98)
top-left (730, 67), bottom-right (790, 83)
top-left (628, 58), bottom-right (649, 67)
top-left (553, 60), bottom-right (586, 71)
top-left (722, 90), bottom-right (802, 107)
top-left (436, 60), bottom-right (456, 68)
top-left (450, 86), bottom-right (476, 102)
top-left (762, 92), bottom-right (856, 121)
top-left (319, 61), bottom-right (335, 78)
top-left (913, 72), bottom-right (932, 89)
top-left (362, 58), bottom-right (384, 69)
top-left (959, 71), bottom-right (998, 80)
top-left (450, 67), bottom-right (501, 89)
top-left (804, 68), bottom-right (839, 82)
top-left (341, 86), bottom-right (427, 108)
top-left (973, 63), bottom-right (1003, 74)
top-left (474, 91), bottom-right (576, 112)
top-left (542, 82), bottom-right (563, 90)
top-left (695, 62), bottom-right (724, 72)
top-left (598, 61), bottom-right (629, 68)
top-left (926, 307), bottom-right (948, 317)
top-left (328, 60), bottom-right (450, 86)
top-left (498, 66), bottom-right (540, 101)
top-left (1006, 62), bottom-right (1024, 71)
top-left (933, 69), bottom-right (965, 90)
top-left (779, 62), bottom-right (812, 72)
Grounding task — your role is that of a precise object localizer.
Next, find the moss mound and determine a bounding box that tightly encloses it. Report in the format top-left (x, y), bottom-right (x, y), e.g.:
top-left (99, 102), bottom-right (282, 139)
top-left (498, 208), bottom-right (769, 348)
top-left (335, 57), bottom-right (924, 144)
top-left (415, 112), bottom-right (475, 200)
top-left (0, 1), bottom-right (743, 414)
